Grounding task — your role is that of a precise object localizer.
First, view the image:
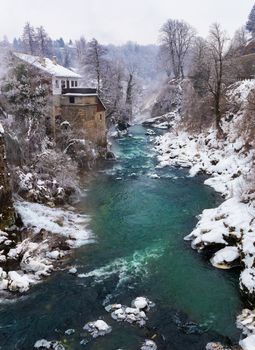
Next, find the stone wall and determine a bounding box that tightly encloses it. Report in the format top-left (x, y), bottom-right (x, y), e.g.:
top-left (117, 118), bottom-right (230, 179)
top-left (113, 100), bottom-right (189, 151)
top-left (58, 95), bottom-right (107, 147)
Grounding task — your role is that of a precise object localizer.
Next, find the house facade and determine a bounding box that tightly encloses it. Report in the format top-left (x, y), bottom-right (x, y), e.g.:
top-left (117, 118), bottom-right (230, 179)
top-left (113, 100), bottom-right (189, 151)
top-left (14, 53), bottom-right (107, 147)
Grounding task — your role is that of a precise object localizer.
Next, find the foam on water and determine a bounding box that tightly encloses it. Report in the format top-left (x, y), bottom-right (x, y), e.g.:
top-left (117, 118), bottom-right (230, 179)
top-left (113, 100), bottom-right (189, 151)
top-left (78, 244), bottom-right (164, 288)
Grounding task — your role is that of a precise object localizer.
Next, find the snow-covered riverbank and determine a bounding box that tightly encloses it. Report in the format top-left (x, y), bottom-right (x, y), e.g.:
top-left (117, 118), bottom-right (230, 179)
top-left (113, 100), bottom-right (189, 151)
top-left (0, 200), bottom-right (94, 295)
top-left (154, 80), bottom-right (255, 349)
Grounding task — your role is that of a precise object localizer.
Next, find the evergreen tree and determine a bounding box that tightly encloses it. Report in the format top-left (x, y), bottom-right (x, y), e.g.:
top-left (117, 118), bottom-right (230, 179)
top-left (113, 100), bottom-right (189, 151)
top-left (246, 3), bottom-right (255, 37)
top-left (56, 38), bottom-right (65, 48)
top-left (2, 60), bottom-right (49, 157)
top-left (22, 22), bottom-right (37, 54)
top-left (13, 38), bottom-right (21, 51)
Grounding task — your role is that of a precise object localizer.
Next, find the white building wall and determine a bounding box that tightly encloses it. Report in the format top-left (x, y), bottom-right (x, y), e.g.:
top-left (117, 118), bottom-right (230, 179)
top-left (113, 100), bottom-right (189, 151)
top-left (52, 77), bottom-right (80, 95)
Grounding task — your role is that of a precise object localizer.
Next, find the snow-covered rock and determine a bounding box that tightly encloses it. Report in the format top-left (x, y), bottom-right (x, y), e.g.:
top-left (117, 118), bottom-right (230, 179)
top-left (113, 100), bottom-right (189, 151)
top-left (8, 271), bottom-right (31, 292)
top-left (132, 296), bottom-right (150, 310)
top-left (83, 319), bottom-right (112, 338)
top-left (106, 297), bottom-right (154, 327)
top-left (210, 246), bottom-right (239, 269)
top-left (148, 173), bottom-right (160, 179)
top-left (205, 343), bottom-right (230, 350)
top-left (68, 267), bottom-right (77, 274)
top-left (145, 129), bottom-right (156, 136)
top-left (64, 328), bottom-right (75, 336)
top-left (34, 339), bottom-right (65, 349)
top-left (239, 335), bottom-right (255, 350)
top-left (140, 339), bottom-right (157, 350)
top-left (237, 309), bottom-right (255, 336)
top-left (34, 339), bottom-right (52, 349)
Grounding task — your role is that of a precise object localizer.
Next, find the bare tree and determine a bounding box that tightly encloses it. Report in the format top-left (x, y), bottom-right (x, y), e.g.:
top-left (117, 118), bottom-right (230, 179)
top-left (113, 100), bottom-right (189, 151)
top-left (231, 26), bottom-right (248, 53)
top-left (189, 37), bottom-right (210, 97)
top-left (75, 36), bottom-right (87, 65)
top-left (85, 38), bottom-right (107, 95)
top-left (36, 26), bottom-right (52, 57)
top-left (125, 72), bottom-right (135, 122)
top-left (207, 23), bottom-right (229, 137)
top-left (101, 59), bottom-right (125, 119)
top-left (160, 19), bottom-right (196, 79)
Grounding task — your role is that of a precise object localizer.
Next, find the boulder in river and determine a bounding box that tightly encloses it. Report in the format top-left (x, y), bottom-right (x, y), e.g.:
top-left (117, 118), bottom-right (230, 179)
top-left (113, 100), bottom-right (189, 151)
top-left (105, 297), bottom-right (154, 327)
top-left (236, 308), bottom-right (255, 336)
top-left (131, 296), bottom-right (155, 311)
top-left (141, 339), bottom-right (157, 350)
top-left (34, 339), bottom-right (65, 349)
top-left (239, 335), bottom-right (255, 350)
top-left (83, 319), bottom-right (112, 338)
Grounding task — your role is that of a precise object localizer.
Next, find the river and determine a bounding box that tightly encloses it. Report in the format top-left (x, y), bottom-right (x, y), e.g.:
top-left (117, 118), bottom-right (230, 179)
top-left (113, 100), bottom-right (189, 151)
top-left (0, 125), bottom-right (242, 349)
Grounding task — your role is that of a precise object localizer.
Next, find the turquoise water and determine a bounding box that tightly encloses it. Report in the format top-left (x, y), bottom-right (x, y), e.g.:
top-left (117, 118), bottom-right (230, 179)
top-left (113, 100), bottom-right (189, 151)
top-left (0, 125), bottom-right (241, 349)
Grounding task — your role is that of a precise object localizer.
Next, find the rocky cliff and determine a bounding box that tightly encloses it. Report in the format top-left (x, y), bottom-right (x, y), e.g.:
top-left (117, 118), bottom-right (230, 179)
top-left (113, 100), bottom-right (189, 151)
top-left (0, 124), bottom-right (15, 229)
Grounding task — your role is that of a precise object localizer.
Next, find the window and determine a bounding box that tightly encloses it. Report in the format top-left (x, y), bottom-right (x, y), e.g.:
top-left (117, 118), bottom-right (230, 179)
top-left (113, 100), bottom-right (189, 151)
top-left (74, 81), bottom-right (78, 87)
top-left (61, 80), bottom-right (66, 88)
top-left (55, 80), bottom-right (59, 88)
top-left (71, 80), bottom-right (75, 87)
top-left (69, 96), bottom-right (75, 104)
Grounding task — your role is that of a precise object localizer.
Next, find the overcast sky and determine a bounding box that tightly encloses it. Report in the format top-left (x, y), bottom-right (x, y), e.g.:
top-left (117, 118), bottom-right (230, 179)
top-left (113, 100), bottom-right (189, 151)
top-left (0, 0), bottom-right (254, 45)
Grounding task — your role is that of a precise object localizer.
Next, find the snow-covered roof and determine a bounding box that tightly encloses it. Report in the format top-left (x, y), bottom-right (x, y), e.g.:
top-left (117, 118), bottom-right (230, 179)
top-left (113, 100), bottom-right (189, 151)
top-left (63, 93), bottom-right (97, 96)
top-left (14, 52), bottom-right (82, 79)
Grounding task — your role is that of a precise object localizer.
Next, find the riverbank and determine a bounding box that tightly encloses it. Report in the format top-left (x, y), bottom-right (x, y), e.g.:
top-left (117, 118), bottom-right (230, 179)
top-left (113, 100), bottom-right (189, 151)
top-left (154, 80), bottom-right (255, 349)
top-left (0, 199), bottom-right (94, 295)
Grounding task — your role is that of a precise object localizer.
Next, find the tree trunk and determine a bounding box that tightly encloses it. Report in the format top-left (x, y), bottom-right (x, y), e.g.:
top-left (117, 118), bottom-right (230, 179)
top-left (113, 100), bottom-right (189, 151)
top-left (215, 93), bottom-right (224, 138)
top-left (125, 74), bottom-right (133, 122)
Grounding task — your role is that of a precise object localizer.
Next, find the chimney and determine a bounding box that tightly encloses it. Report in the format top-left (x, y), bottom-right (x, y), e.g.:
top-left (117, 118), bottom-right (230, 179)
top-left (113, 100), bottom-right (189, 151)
top-left (38, 56), bottom-right (46, 67)
top-left (52, 56), bottom-right (57, 65)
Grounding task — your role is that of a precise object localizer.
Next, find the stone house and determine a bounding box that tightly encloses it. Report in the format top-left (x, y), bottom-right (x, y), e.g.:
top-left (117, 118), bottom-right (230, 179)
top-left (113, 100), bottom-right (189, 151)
top-left (13, 53), bottom-right (107, 147)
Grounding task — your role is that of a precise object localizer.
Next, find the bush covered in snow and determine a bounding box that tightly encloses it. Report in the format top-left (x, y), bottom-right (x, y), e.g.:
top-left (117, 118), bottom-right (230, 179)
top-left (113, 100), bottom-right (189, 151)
top-left (12, 149), bottom-right (80, 205)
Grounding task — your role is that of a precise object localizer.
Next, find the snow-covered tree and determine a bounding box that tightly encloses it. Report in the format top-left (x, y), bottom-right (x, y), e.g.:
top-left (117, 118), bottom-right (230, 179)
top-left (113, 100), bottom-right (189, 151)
top-left (230, 26), bottom-right (248, 53)
top-left (246, 3), bottom-right (255, 37)
top-left (2, 59), bottom-right (50, 158)
top-left (13, 37), bottom-right (23, 52)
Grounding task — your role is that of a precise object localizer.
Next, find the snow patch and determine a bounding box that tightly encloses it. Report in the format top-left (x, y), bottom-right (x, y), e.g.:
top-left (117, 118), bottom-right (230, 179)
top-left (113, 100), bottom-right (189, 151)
top-left (15, 201), bottom-right (95, 247)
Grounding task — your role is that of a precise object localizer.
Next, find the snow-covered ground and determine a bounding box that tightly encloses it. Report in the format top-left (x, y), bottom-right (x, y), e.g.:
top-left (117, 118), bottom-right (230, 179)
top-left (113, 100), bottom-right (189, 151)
top-left (154, 79), bottom-right (255, 349)
top-left (0, 200), bottom-right (94, 295)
